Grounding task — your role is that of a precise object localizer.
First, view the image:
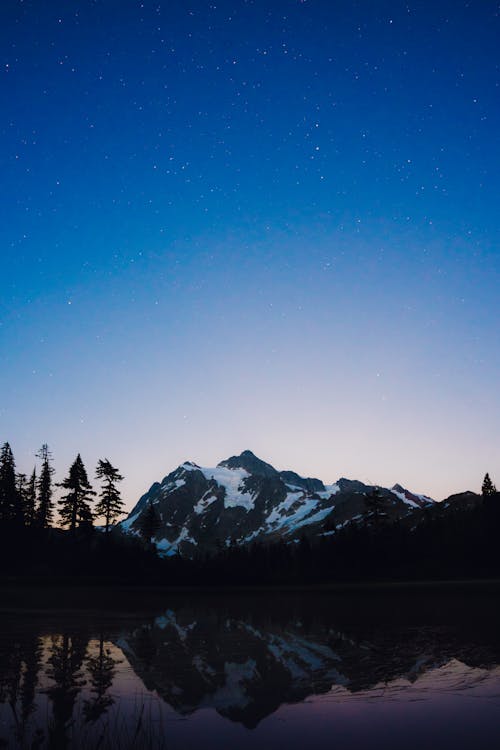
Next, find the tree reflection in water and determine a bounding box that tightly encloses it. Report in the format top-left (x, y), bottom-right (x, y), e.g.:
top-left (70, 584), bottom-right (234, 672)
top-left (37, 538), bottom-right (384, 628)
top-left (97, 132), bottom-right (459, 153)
top-left (45, 633), bottom-right (89, 748)
top-left (83, 634), bottom-right (121, 724)
top-left (0, 626), bottom-right (43, 748)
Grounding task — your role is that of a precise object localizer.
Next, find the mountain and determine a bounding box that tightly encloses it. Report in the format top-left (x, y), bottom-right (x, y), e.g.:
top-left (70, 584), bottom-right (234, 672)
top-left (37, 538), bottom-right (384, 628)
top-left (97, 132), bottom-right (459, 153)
top-left (119, 450), bottom-right (435, 557)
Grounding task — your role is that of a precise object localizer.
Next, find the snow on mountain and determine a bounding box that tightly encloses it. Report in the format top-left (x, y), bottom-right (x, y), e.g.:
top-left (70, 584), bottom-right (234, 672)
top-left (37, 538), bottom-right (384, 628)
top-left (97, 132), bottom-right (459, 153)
top-left (390, 483), bottom-right (434, 509)
top-left (187, 463), bottom-right (255, 510)
top-left (119, 450), bottom-right (435, 557)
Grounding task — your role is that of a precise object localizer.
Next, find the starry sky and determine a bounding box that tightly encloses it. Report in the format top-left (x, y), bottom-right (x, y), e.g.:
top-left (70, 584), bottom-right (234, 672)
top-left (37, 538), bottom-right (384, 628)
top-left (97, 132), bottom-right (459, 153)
top-left (1, 0), bottom-right (499, 508)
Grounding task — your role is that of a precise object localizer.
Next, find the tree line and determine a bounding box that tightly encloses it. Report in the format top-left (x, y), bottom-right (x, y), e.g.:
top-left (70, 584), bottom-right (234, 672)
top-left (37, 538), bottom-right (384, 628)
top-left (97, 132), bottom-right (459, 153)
top-left (0, 442), bottom-right (125, 534)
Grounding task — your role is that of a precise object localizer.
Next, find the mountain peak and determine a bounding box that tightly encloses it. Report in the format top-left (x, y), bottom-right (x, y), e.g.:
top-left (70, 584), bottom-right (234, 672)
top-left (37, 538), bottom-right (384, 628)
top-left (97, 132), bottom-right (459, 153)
top-left (217, 450), bottom-right (278, 478)
top-left (391, 483), bottom-right (434, 508)
top-left (392, 483), bottom-right (405, 493)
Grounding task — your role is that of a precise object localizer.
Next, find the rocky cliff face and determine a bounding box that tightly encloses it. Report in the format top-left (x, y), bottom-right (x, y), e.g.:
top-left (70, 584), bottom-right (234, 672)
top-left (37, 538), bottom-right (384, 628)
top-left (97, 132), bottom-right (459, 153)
top-left (119, 450), bottom-right (434, 557)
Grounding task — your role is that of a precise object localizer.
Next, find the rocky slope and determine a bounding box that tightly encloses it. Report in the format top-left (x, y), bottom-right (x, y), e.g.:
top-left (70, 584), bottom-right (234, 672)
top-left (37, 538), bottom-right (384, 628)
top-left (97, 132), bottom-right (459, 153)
top-left (119, 450), bottom-right (434, 557)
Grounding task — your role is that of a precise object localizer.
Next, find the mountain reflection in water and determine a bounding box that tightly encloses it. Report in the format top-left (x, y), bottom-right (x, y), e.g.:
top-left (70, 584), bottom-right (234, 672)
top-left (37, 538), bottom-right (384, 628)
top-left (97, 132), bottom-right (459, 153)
top-left (1, 590), bottom-right (500, 749)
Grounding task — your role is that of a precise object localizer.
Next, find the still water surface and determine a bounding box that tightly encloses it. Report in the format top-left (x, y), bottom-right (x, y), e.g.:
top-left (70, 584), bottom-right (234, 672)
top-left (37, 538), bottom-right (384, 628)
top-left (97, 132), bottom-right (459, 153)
top-left (1, 588), bottom-right (500, 749)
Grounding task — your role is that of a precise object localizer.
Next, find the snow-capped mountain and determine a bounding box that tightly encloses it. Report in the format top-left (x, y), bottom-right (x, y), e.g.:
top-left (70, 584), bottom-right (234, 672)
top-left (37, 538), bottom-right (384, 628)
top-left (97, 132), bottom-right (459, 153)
top-left (119, 450), bottom-right (434, 557)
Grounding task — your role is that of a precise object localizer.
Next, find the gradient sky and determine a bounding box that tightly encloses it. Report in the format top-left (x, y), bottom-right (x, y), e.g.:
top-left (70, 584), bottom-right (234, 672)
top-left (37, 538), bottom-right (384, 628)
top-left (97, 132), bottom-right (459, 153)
top-left (1, 0), bottom-right (499, 509)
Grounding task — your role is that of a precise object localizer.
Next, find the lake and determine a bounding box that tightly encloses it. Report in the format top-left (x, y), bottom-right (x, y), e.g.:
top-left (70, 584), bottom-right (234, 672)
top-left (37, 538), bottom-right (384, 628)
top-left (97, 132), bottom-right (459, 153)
top-left (1, 584), bottom-right (500, 749)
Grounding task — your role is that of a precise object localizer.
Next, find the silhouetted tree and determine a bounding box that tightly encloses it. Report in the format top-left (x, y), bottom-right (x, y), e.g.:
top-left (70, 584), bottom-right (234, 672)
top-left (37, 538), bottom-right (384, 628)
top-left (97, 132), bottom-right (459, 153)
top-left (482, 473), bottom-right (497, 496)
top-left (36, 444), bottom-right (55, 528)
top-left (95, 459), bottom-right (125, 533)
top-left (138, 500), bottom-right (161, 549)
top-left (57, 455), bottom-right (96, 532)
top-left (23, 469), bottom-right (37, 527)
top-left (16, 471), bottom-right (38, 527)
top-left (16, 472), bottom-right (27, 523)
top-left (0, 442), bottom-right (23, 526)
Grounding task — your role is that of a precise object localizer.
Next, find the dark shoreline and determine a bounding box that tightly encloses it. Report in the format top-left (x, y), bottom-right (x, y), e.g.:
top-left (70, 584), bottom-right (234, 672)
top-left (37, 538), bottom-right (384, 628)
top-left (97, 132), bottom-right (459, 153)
top-left (1, 578), bottom-right (500, 619)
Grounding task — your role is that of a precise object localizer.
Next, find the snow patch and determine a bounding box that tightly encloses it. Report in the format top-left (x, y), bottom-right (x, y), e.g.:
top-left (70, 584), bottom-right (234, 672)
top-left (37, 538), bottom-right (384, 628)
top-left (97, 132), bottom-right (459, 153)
top-left (289, 506), bottom-right (333, 532)
top-left (266, 491), bottom-right (333, 534)
top-left (392, 489), bottom-right (420, 509)
top-left (181, 462), bottom-right (256, 510)
top-left (266, 491), bottom-right (309, 529)
top-left (162, 477), bottom-right (186, 494)
top-left (199, 465), bottom-right (255, 511)
top-left (316, 483), bottom-right (340, 499)
top-left (120, 511), bottom-right (140, 531)
top-left (181, 462), bottom-right (200, 472)
top-left (156, 527), bottom-right (196, 556)
top-left (242, 528), bottom-right (264, 543)
top-left (193, 490), bottom-right (218, 515)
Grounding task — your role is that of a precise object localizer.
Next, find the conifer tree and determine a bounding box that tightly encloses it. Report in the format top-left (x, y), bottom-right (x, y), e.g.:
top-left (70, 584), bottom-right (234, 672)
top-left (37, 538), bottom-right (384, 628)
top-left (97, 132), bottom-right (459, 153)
top-left (95, 459), bottom-right (125, 533)
top-left (16, 472), bottom-right (28, 525)
top-left (36, 444), bottom-right (55, 528)
top-left (138, 500), bottom-right (161, 549)
top-left (482, 473), bottom-right (497, 496)
top-left (0, 442), bottom-right (23, 525)
top-left (57, 455), bottom-right (96, 532)
top-left (24, 469), bottom-right (37, 527)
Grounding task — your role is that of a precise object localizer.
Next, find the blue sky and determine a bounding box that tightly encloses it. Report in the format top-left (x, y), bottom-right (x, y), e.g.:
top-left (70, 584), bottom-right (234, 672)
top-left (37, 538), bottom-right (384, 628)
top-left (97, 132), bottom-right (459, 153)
top-left (1, 0), bottom-right (499, 507)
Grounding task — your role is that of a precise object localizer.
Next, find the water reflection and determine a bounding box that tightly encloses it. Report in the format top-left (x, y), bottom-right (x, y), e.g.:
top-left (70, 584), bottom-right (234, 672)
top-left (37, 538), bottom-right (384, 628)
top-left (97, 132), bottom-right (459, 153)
top-left (119, 606), bottom-right (500, 728)
top-left (1, 592), bottom-right (500, 748)
top-left (83, 636), bottom-right (120, 723)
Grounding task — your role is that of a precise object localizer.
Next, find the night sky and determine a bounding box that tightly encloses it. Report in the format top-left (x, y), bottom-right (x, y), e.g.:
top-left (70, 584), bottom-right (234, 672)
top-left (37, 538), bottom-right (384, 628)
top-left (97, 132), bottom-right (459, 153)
top-left (1, 0), bottom-right (499, 508)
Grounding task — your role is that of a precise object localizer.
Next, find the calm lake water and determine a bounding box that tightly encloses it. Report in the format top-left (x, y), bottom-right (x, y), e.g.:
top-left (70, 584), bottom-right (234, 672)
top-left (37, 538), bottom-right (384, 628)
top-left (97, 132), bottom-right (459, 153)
top-left (1, 586), bottom-right (500, 749)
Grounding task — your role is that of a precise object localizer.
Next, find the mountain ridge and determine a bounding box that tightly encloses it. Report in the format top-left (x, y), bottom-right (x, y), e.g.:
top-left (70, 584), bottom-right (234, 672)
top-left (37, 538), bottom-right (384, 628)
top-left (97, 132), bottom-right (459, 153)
top-left (119, 450), bottom-right (436, 557)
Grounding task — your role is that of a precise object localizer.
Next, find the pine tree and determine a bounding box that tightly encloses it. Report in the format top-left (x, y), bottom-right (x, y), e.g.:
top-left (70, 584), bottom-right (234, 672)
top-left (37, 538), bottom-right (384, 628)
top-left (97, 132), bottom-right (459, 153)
top-left (482, 473), bottom-right (497, 496)
top-left (95, 459), bottom-right (125, 534)
top-left (57, 455), bottom-right (96, 532)
top-left (36, 444), bottom-right (55, 528)
top-left (138, 501), bottom-right (161, 548)
top-left (16, 472), bottom-right (28, 525)
top-left (0, 442), bottom-right (23, 525)
top-left (24, 469), bottom-right (37, 527)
